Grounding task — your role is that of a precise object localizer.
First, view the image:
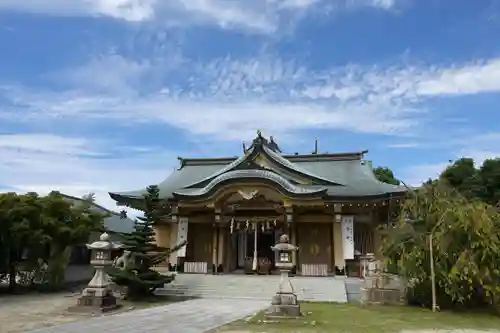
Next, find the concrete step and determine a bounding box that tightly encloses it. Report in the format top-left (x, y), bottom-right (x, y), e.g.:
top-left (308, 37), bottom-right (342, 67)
top-left (156, 274), bottom-right (349, 303)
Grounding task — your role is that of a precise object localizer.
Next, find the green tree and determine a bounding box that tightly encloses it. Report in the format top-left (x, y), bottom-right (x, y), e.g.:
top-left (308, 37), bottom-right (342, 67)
top-left (440, 158), bottom-right (483, 201)
top-left (477, 158), bottom-right (500, 206)
top-left (0, 192), bottom-right (46, 291)
top-left (380, 181), bottom-right (500, 311)
top-left (439, 157), bottom-right (500, 206)
top-left (38, 192), bottom-right (107, 288)
top-left (109, 185), bottom-right (185, 299)
top-left (373, 166), bottom-right (400, 185)
top-left (0, 191), bottom-right (106, 291)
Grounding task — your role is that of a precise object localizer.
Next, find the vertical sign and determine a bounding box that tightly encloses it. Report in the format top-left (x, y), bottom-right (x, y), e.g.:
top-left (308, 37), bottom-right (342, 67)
top-left (177, 217), bottom-right (188, 257)
top-left (169, 222), bottom-right (178, 264)
top-left (341, 215), bottom-right (354, 260)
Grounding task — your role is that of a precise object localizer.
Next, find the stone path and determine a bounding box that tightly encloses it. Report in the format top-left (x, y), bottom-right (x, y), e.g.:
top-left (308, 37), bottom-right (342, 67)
top-left (26, 299), bottom-right (268, 333)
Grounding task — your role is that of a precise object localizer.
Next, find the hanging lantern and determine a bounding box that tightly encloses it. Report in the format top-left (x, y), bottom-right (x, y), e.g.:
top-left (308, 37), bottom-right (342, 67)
top-left (261, 223), bottom-right (265, 232)
top-left (266, 221), bottom-right (270, 230)
top-left (230, 218), bottom-right (234, 234)
top-left (245, 220), bottom-right (250, 230)
top-left (273, 219), bottom-right (277, 226)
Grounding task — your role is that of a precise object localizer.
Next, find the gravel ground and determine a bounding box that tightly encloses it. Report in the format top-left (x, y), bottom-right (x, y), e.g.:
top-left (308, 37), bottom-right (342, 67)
top-left (0, 292), bottom-right (88, 332)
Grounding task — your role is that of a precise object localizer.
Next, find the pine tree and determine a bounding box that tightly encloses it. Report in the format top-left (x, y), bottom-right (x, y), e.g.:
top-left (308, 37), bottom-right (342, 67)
top-left (109, 185), bottom-right (185, 299)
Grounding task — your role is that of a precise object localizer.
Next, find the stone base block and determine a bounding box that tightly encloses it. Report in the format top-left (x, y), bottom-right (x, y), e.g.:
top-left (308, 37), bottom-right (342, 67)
top-left (265, 304), bottom-right (302, 319)
top-left (68, 294), bottom-right (120, 314)
top-left (360, 287), bottom-right (405, 305)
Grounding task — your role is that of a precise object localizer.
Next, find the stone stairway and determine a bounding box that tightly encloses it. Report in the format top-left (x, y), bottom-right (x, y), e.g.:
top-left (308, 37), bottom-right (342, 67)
top-left (156, 273), bottom-right (349, 303)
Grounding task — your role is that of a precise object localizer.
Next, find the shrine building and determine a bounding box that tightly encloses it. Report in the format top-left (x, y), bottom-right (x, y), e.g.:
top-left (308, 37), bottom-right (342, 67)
top-left (109, 131), bottom-right (406, 277)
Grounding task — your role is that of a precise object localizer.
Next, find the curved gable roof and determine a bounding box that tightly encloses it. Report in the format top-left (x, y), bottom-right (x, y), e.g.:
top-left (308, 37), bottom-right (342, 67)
top-left (173, 169), bottom-right (327, 199)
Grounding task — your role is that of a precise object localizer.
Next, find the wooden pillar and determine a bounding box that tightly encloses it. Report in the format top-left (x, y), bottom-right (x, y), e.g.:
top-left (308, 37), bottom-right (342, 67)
top-left (290, 223), bottom-right (297, 267)
top-left (153, 224), bottom-right (171, 266)
top-left (332, 204), bottom-right (344, 272)
top-left (285, 203), bottom-right (296, 272)
top-left (252, 222), bottom-right (258, 271)
top-left (372, 209), bottom-right (383, 259)
top-left (213, 209), bottom-right (222, 273)
top-left (212, 225), bottom-right (218, 273)
top-left (218, 227), bottom-right (225, 270)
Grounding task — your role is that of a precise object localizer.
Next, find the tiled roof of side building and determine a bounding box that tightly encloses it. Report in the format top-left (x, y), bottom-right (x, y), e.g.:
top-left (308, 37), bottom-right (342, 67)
top-left (60, 193), bottom-right (135, 234)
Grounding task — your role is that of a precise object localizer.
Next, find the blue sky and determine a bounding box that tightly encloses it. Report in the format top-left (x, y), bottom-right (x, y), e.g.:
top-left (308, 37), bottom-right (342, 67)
top-left (0, 0), bottom-right (499, 212)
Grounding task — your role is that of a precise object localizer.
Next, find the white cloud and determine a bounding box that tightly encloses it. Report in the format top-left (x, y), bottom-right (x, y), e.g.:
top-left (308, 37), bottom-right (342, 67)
top-left (0, 0), bottom-right (156, 21)
top-left (416, 59), bottom-right (500, 96)
top-left (0, 54), bottom-right (427, 140)
top-left (0, 133), bottom-right (178, 213)
top-left (51, 55), bottom-right (154, 94)
top-left (387, 142), bottom-right (419, 148)
top-left (0, 0), bottom-right (398, 32)
top-left (5, 54), bottom-right (500, 143)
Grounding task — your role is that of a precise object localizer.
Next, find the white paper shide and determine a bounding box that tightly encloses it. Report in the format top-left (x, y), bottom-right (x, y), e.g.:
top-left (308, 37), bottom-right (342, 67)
top-left (341, 215), bottom-right (354, 260)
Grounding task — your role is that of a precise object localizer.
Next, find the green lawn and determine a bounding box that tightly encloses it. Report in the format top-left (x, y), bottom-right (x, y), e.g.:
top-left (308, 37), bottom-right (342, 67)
top-left (216, 303), bottom-right (500, 333)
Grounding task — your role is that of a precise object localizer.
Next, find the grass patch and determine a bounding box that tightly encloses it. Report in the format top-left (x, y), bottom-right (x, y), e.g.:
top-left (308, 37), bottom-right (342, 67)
top-left (217, 302), bottom-right (500, 333)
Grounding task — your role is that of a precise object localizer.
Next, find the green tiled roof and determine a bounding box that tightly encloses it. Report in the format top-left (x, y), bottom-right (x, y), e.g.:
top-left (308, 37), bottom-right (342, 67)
top-left (110, 154), bottom-right (406, 203)
top-left (109, 133), bottom-right (407, 204)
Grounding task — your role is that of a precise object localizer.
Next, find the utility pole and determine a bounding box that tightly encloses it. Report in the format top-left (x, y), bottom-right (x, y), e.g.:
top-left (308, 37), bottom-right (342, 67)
top-left (429, 233), bottom-right (437, 312)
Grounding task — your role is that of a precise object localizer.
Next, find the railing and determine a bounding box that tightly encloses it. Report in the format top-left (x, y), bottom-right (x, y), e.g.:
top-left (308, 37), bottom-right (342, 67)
top-left (183, 261), bottom-right (208, 274)
top-left (301, 264), bottom-right (328, 276)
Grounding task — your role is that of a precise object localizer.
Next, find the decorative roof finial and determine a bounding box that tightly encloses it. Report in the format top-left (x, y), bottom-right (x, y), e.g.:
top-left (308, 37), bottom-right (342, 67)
top-left (257, 129), bottom-right (262, 137)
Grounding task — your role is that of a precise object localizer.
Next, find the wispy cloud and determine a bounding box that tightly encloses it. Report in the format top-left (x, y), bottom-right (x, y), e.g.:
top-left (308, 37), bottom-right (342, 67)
top-left (0, 0), bottom-right (399, 33)
top-left (3, 54), bottom-right (500, 143)
top-left (416, 59), bottom-right (500, 96)
top-left (387, 142), bottom-right (419, 148)
top-left (0, 0), bottom-right (157, 22)
top-left (0, 133), bottom-right (179, 213)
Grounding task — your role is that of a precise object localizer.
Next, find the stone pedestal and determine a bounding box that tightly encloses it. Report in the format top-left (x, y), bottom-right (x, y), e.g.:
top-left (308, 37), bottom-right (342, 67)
top-left (264, 270), bottom-right (302, 319)
top-left (265, 292), bottom-right (301, 318)
top-left (69, 287), bottom-right (120, 314)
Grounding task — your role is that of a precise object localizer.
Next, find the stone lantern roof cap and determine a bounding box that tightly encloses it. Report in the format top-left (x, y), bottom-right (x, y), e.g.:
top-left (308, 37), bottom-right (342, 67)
top-left (271, 234), bottom-right (298, 252)
top-left (271, 243), bottom-right (298, 252)
top-left (86, 232), bottom-right (123, 250)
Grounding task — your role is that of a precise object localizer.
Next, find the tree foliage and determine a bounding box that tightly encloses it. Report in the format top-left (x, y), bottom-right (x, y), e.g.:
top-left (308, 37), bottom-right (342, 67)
top-left (380, 181), bottom-right (500, 311)
top-left (440, 157), bottom-right (500, 206)
top-left (373, 166), bottom-right (401, 185)
top-left (109, 185), bottom-right (186, 299)
top-left (0, 191), bottom-right (107, 291)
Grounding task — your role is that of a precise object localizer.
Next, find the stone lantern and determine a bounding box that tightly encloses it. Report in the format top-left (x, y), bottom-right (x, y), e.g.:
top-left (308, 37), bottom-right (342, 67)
top-left (265, 234), bottom-right (301, 319)
top-left (71, 232), bottom-right (122, 313)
